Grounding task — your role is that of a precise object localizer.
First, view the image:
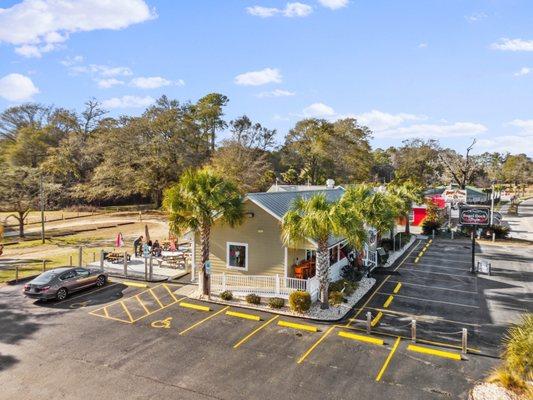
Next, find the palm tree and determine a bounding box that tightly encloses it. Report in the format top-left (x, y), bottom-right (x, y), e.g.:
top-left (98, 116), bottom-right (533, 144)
top-left (388, 180), bottom-right (424, 235)
top-left (281, 194), bottom-right (366, 309)
top-left (163, 167), bottom-right (244, 295)
top-left (340, 184), bottom-right (399, 242)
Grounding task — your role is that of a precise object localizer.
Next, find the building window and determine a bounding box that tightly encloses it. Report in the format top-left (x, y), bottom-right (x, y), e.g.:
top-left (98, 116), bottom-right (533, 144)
top-left (227, 242), bottom-right (248, 270)
top-left (329, 245), bottom-right (339, 265)
top-left (305, 249), bottom-right (316, 261)
top-left (408, 210), bottom-right (414, 223)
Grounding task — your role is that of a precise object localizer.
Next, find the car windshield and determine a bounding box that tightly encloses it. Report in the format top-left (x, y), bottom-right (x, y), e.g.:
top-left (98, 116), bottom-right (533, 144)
top-left (32, 270), bottom-right (62, 284)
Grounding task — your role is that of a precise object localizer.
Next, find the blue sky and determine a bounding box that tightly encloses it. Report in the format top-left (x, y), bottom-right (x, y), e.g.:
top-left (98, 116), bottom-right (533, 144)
top-left (0, 0), bottom-right (532, 155)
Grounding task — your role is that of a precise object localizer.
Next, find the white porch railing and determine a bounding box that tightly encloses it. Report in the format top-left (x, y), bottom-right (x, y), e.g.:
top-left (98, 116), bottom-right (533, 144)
top-left (210, 273), bottom-right (313, 299)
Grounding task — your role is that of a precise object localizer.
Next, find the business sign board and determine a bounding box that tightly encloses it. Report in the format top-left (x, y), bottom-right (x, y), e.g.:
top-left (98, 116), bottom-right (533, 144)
top-left (459, 206), bottom-right (491, 226)
top-left (443, 189), bottom-right (467, 204)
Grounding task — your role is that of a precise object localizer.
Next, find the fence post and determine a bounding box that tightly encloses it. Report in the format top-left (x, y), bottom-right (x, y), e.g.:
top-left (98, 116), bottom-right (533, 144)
top-left (275, 274), bottom-right (280, 295)
top-left (451, 230), bottom-right (454, 240)
top-left (93, 252), bottom-right (96, 262)
top-left (432, 229), bottom-right (435, 239)
top-left (462, 328), bottom-right (468, 354)
top-left (78, 246), bottom-right (83, 267)
top-left (69, 255), bottom-right (73, 266)
top-left (42, 260), bottom-right (46, 272)
top-left (144, 257), bottom-right (148, 281)
top-left (15, 266), bottom-right (19, 282)
top-left (411, 319), bottom-right (416, 342)
top-left (366, 311), bottom-right (372, 334)
top-left (123, 252), bottom-right (128, 277)
top-left (222, 273), bottom-right (226, 291)
top-left (148, 255), bottom-right (153, 281)
top-left (100, 250), bottom-right (104, 271)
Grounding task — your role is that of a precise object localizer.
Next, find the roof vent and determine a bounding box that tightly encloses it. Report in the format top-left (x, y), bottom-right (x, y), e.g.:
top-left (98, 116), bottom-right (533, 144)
top-left (326, 179), bottom-right (335, 189)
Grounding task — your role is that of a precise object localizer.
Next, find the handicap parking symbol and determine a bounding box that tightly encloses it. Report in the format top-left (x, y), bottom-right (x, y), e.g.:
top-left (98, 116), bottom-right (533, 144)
top-left (151, 317), bottom-right (173, 329)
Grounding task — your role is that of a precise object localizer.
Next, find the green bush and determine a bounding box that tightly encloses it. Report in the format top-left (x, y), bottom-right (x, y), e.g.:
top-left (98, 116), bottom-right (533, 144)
top-left (329, 290), bottom-right (344, 306)
top-left (421, 219), bottom-right (442, 235)
top-left (492, 225), bottom-right (511, 239)
top-left (245, 293), bottom-right (261, 305)
top-left (268, 297), bottom-right (285, 309)
top-left (289, 291), bottom-right (311, 313)
top-left (329, 279), bottom-right (358, 297)
top-left (488, 314), bottom-right (533, 396)
top-left (220, 290), bottom-right (233, 301)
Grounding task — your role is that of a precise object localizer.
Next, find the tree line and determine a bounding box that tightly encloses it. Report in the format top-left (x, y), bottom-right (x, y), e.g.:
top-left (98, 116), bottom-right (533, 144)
top-left (0, 93), bottom-right (531, 233)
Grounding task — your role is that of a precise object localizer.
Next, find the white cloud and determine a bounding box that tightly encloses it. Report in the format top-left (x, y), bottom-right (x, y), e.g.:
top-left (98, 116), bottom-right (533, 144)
top-left (507, 119), bottom-right (533, 135)
top-left (235, 68), bottom-right (282, 86)
top-left (357, 110), bottom-right (426, 131)
top-left (69, 64), bottom-right (133, 77)
top-left (246, 6), bottom-right (280, 17)
top-left (284, 2), bottom-right (313, 17)
top-left (246, 2), bottom-right (312, 18)
top-left (130, 76), bottom-right (184, 89)
top-left (490, 38), bottom-right (533, 52)
top-left (418, 42), bottom-right (428, 48)
top-left (257, 89), bottom-right (295, 98)
top-left (96, 78), bottom-right (124, 89)
top-left (60, 55), bottom-right (84, 67)
top-left (303, 102), bottom-right (336, 117)
top-left (514, 67), bottom-right (531, 77)
top-left (476, 135), bottom-right (533, 155)
top-left (377, 122), bottom-right (487, 139)
top-left (465, 12), bottom-right (487, 23)
top-left (0, 0), bottom-right (156, 58)
top-left (318, 0), bottom-right (349, 10)
top-left (0, 73), bottom-right (39, 101)
top-left (102, 95), bottom-right (155, 109)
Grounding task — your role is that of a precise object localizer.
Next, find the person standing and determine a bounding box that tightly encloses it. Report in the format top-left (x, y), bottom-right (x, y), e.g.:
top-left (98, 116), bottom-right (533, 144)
top-left (133, 235), bottom-right (143, 257)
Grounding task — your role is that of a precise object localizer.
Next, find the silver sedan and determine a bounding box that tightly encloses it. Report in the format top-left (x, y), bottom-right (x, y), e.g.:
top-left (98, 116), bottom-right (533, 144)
top-left (23, 267), bottom-right (108, 301)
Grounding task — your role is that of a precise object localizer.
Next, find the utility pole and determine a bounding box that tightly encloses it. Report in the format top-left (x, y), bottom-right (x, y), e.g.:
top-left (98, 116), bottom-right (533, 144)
top-left (40, 174), bottom-right (45, 244)
top-left (490, 183), bottom-right (495, 226)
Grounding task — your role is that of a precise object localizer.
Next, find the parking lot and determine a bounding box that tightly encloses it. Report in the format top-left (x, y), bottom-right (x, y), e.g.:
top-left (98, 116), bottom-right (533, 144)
top-left (0, 237), bottom-right (521, 400)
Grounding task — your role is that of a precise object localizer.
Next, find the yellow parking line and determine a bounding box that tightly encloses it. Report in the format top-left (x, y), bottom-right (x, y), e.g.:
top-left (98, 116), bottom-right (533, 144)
top-left (149, 288), bottom-right (165, 308)
top-left (429, 239), bottom-right (433, 244)
top-left (233, 315), bottom-right (279, 349)
top-left (297, 326), bottom-right (335, 364)
top-left (179, 306), bottom-right (229, 335)
top-left (338, 331), bottom-right (384, 345)
top-left (89, 283), bottom-right (165, 315)
top-left (393, 282), bottom-right (402, 293)
top-left (375, 336), bottom-right (401, 382)
top-left (180, 302), bottom-right (211, 312)
top-left (118, 280), bottom-right (148, 288)
top-left (135, 295), bottom-right (150, 314)
top-left (278, 320), bottom-right (318, 333)
top-left (88, 311), bottom-right (133, 324)
top-left (103, 306), bottom-right (110, 318)
top-left (120, 301), bottom-right (134, 322)
top-left (407, 344), bottom-right (462, 360)
top-left (383, 295), bottom-right (394, 308)
top-left (345, 242), bottom-right (420, 327)
top-left (131, 296), bottom-right (187, 323)
top-left (226, 310), bottom-right (261, 321)
top-left (414, 257), bottom-right (420, 263)
top-left (162, 284), bottom-right (179, 302)
top-left (371, 311), bottom-right (383, 327)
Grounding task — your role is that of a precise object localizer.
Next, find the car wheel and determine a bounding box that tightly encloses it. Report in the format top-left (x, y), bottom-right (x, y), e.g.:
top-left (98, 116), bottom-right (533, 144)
top-left (56, 288), bottom-right (68, 301)
top-left (95, 275), bottom-right (106, 287)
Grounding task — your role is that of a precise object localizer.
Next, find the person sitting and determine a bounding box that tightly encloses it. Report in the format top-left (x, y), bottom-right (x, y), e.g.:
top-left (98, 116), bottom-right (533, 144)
top-left (152, 240), bottom-right (162, 257)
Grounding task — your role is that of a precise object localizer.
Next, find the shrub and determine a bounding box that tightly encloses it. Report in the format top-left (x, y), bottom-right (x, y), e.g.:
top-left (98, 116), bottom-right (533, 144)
top-left (220, 290), bottom-right (233, 301)
top-left (268, 297), bottom-right (285, 309)
top-left (341, 264), bottom-right (363, 282)
top-left (329, 279), bottom-right (358, 297)
top-left (289, 291), bottom-right (311, 313)
top-left (492, 225), bottom-right (511, 239)
top-left (421, 219), bottom-right (442, 235)
top-left (329, 291), bottom-right (344, 306)
top-left (245, 293), bottom-right (261, 305)
top-left (488, 314), bottom-right (533, 395)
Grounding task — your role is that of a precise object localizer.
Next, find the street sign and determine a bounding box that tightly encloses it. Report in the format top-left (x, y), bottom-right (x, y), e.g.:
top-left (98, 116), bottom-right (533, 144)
top-left (459, 206), bottom-right (491, 226)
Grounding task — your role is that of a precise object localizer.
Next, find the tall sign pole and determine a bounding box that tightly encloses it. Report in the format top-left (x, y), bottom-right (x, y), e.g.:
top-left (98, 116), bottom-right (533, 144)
top-left (459, 205), bottom-right (490, 275)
